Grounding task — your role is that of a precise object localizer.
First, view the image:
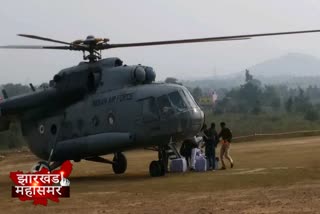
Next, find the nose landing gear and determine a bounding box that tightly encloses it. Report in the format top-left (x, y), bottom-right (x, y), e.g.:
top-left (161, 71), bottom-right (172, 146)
top-left (148, 140), bottom-right (181, 177)
top-left (149, 160), bottom-right (165, 177)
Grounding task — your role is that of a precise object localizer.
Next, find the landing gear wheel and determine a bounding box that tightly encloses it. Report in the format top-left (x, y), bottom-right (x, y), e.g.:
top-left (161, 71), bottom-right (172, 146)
top-left (112, 152), bottom-right (127, 174)
top-left (160, 160), bottom-right (166, 175)
top-left (149, 160), bottom-right (165, 177)
top-left (31, 161), bottom-right (50, 172)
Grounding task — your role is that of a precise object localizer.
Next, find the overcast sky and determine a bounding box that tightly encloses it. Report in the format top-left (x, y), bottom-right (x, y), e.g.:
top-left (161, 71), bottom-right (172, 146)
top-left (1, 0), bottom-right (320, 84)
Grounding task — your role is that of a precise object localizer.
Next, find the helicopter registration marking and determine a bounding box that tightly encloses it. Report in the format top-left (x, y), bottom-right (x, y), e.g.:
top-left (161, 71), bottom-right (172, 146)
top-left (92, 93), bottom-right (133, 107)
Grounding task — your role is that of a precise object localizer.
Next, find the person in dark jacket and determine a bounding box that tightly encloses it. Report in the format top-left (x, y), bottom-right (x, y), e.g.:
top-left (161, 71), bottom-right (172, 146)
top-left (180, 138), bottom-right (197, 167)
top-left (203, 122), bottom-right (218, 170)
top-left (218, 122), bottom-right (234, 170)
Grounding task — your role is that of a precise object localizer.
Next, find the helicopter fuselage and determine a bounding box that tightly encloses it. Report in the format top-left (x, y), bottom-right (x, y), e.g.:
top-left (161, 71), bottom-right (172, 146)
top-left (10, 58), bottom-right (204, 161)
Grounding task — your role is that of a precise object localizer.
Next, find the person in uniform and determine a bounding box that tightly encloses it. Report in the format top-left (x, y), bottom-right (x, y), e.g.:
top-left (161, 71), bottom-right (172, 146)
top-left (218, 122), bottom-right (234, 170)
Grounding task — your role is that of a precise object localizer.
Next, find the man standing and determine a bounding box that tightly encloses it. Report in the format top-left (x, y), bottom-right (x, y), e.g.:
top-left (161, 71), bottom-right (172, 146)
top-left (218, 122), bottom-right (234, 170)
top-left (203, 123), bottom-right (218, 170)
top-left (180, 139), bottom-right (193, 167)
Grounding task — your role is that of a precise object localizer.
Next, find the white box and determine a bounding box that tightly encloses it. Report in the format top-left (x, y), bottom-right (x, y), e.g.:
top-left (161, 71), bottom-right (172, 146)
top-left (170, 158), bottom-right (187, 172)
top-left (195, 155), bottom-right (207, 172)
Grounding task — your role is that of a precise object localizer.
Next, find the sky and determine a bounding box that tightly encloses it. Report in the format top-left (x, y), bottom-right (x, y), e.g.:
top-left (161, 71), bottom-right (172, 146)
top-left (1, 0), bottom-right (320, 84)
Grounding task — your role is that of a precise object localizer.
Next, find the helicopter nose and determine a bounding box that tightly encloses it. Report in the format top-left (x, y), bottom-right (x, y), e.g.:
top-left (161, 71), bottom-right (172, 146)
top-left (189, 107), bottom-right (205, 132)
top-left (172, 107), bottom-right (204, 139)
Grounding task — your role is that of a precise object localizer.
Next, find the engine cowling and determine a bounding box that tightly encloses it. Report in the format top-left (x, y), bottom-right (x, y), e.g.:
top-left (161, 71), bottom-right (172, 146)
top-left (53, 66), bottom-right (101, 94)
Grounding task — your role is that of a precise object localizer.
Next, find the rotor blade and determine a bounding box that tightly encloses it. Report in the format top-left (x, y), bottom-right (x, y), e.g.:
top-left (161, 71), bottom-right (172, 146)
top-left (106, 29), bottom-right (320, 49)
top-left (106, 38), bottom-right (249, 49)
top-left (18, 34), bottom-right (71, 45)
top-left (0, 45), bottom-right (72, 50)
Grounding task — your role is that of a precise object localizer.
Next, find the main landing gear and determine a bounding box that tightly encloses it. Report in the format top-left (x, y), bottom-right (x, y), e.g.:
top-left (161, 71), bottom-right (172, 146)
top-left (32, 152), bottom-right (128, 175)
top-left (85, 152), bottom-right (127, 175)
top-left (112, 152), bottom-right (127, 174)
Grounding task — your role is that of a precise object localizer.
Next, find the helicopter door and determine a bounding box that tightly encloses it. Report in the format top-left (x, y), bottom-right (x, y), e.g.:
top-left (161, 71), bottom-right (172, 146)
top-left (135, 97), bottom-right (160, 137)
top-left (156, 94), bottom-right (177, 134)
top-left (141, 97), bottom-right (159, 123)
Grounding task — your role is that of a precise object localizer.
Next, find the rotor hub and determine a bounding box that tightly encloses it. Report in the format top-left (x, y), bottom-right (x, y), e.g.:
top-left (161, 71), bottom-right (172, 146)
top-left (70, 35), bottom-right (110, 62)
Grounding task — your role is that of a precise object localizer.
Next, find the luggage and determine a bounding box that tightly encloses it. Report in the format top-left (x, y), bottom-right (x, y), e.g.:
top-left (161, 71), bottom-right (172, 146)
top-left (170, 158), bottom-right (187, 172)
top-left (195, 155), bottom-right (207, 172)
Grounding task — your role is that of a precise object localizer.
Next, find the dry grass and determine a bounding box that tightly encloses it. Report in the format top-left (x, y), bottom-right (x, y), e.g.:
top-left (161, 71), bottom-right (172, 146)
top-left (0, 136), bottom-right (320, 213)
top-left (206, 112), bottom-right (320, 136)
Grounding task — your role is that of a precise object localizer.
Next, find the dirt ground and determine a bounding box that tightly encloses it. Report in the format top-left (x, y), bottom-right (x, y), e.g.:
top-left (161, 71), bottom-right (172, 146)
top-left (1, 136), bottom-right (320, 214)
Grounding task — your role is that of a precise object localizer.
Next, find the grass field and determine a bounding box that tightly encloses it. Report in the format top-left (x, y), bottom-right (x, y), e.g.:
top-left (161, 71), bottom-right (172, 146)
top-left (0, 136), bottom-right (320, 213)
top-left (205, 112), bottom-right (320, 136)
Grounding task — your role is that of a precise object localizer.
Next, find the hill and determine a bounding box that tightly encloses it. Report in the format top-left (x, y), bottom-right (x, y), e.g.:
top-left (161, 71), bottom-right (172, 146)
top-left (183, 53), bottom-right (320, 89)
top-left (250, 53), bottom-right (320, 78)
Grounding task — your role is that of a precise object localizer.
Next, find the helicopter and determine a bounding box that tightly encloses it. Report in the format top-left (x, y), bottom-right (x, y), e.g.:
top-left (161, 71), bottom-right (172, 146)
top-left (0, 29), bottom-right (320, 177)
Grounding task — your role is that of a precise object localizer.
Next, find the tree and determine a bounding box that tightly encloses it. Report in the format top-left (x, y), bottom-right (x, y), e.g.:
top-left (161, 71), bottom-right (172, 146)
top-left (285, 97), bottom-right (293, 113)
top-left (1, 83), bottom-right (31, 97)
top-left (252, 100), bottom-right (262, 115)
top-left (294, 88), bottom-right (312, 113)
top-left (271, 97), bottom-right (281, 111)
top-left (262, 85), bottom-right (281, 111)
top-left (191, 87), bottom-right (203, 102)
top-left (245, 69), bottom-right (253, 82)
top-left (304, 106), bottom-right (319, 121)
top-left (239, 82), bottom-right (262, 113)
top-left (213, 71), bottom-right (263, 114)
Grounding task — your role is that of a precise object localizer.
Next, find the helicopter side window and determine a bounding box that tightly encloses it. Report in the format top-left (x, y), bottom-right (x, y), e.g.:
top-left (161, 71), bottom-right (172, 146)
top-left (157, 95), bottom-right (173, 115)
top-left (141, 97), bottom-right (159, 122)
top-left (168, 91), bottom-right (187, 110)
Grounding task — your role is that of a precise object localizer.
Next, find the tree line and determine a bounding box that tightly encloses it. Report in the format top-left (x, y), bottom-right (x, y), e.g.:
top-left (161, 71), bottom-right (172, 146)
top-left (190, 70), bottom-right (320, 121)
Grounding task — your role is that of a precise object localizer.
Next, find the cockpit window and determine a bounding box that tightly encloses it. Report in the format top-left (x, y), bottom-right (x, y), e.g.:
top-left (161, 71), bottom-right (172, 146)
top-left (182, 89), bottom-right (198, 108)
top-left (168, 91), bottom-right (187, 110)
top-left (157, 95), bottom-right (172, 114)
